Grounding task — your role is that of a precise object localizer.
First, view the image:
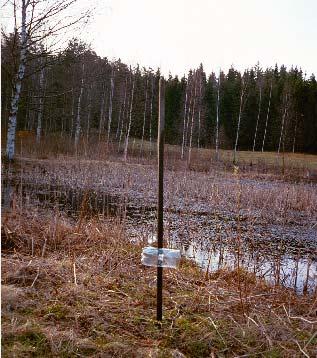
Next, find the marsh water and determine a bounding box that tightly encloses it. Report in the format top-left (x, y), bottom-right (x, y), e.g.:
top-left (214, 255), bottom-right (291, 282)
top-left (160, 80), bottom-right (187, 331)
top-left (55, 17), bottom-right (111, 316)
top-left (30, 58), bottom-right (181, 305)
top-left (2, 181), bottom-right (316, 294)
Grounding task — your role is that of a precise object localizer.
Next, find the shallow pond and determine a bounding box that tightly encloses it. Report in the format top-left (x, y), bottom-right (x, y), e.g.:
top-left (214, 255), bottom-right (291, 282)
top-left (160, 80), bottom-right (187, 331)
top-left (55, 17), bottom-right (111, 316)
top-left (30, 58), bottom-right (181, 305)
top-left (2, 181), bottom-right (316, 294)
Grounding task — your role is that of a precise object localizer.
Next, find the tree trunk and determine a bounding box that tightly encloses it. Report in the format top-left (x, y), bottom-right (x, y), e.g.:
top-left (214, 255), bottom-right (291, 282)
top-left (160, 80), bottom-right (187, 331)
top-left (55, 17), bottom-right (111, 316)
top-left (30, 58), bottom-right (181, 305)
top-left (261, 81), bottom-right (272, 152)
top-left (98, 83), bottom-right (106, 141)
top-left (140, 75), bottom-right (148, 157)
top-left (252, 84), bottom-right (262, 152)
top-left (6, 0), bottom-right (28, 160)
top-left (188, 72), bottom-right (197, 166)
top-left (292, 117), bottom-right (297, 153)
top-left (278, 94), bottom-right (289, 154)
top-left (107, 67), bottom-right (115, 145)
top-left (215, 73), bottom-right (221, 159)
top-left (184, 76), bottom-right (194, 158)
top-left (181, 80), bottom-right (189, 159)
top-left (149, 76), bottom-right (154, 156)
top-left (123, 74), bottom-right (135, 161)
top-left (197, 73), bottom-right (202, 149)
top-left (36, 62), bottom-right (46, 143)
top-left (74, 63), bottom-right (84, 148)
top-left (118, 76), bottom-right (128, 151)
top-left (86, 85), bottom-right (92, 141)
top-left (233, 80), bottom-right (245, 163)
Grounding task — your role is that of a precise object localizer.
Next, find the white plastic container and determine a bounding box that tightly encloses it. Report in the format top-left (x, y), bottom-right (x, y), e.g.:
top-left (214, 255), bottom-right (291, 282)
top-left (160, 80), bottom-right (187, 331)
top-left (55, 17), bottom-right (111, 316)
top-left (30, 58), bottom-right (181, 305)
top-left (141, 246), bottom-right (181, 268)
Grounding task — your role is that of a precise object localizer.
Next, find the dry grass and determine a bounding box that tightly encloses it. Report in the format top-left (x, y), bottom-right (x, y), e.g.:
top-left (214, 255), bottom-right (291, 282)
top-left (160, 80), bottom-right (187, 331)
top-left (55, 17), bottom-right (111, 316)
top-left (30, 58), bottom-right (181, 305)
top-left (6, 154), bottom-right (317, 227)
top-left (2, 206), bottom-right (317, 357)
top-left (9, 133), bottom-right (317, 175)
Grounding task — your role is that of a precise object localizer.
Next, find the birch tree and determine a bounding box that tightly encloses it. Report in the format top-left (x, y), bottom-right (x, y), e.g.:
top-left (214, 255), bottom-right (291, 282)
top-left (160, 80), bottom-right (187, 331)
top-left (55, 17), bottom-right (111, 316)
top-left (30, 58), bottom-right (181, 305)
top-left (4, 0), bottom-right (91, 160)
top-left (140, 74), bottom-right (148, 156)
top-left (261, 80), bottom-right (273, 152)
top-left (233, 72), bottom-right (249, 163)
top-left (36, 57), bottom-right (46, 142)
top-left (252, 79), bottom-right (262, 152)
top-left (181, 76), bottom-right (189, 159)
top-left (215, 71), bottom-right (221, 159)
top-left (197, 72), bottom-right (202, 149)
top-left (74, 63), bottom-right (84, 148)
top-left (123, 71), bottom-right (135, 161)
top-left (5, 0), bottom-right (27, 160)
top-left (188, 71), bottom-right (198, 166)
top-left (107, 66), bottom-right (115, 145)
top-left (277, 93), bottom-right (289, 154)
top-left (149, 75), bottom-right (154, 156)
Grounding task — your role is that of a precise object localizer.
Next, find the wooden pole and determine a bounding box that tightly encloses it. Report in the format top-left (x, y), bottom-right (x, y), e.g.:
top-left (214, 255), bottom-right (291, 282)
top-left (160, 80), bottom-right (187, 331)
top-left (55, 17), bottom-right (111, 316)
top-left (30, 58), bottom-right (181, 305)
top-left (157, 77), bottom-right (165, 323)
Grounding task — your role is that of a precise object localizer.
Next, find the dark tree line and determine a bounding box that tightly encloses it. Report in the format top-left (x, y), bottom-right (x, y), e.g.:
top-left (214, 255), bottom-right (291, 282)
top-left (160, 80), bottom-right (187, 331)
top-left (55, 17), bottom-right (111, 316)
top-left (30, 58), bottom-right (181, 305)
top-left (2, 36), bottom-right (317, 155)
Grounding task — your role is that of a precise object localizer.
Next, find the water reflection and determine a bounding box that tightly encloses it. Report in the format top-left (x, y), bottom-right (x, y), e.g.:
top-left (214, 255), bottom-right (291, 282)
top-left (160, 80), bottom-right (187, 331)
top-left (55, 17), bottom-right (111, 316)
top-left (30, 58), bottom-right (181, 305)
top-left (2, 181), bottom-right (316, 294)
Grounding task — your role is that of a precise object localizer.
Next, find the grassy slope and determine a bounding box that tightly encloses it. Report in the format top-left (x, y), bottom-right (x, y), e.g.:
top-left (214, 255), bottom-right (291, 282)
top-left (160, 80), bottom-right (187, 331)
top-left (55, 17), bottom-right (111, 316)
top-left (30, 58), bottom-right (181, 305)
top-left (8, 134), bottom-right (317, 172)
top-left (2, 207), bottom-right (316, 357)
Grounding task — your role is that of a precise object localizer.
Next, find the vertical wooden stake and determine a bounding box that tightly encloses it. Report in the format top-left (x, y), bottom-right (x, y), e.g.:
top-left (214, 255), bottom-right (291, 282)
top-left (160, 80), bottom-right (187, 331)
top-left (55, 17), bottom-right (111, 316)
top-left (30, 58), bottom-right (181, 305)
top-left (157, 77), bottom-right (165, 323)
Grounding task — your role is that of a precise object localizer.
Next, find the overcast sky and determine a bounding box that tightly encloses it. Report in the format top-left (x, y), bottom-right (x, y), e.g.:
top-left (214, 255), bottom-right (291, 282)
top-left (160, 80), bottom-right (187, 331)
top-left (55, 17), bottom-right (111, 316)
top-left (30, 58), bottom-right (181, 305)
top-left (85, 0), bottom-right (317, 77)
top-left (2, 0), bottom-right (316, 77)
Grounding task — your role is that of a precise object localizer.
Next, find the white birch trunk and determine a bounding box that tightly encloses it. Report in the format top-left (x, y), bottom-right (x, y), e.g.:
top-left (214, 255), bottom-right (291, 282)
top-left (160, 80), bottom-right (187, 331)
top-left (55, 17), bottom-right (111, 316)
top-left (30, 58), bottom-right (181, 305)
top-left (107, 67), bottom-right (115, 144)
top-left (233, 79), bottom-right (246, 163)
top-left (140, 76), bottom-right (148, 157)
top-left (98, 84), bottom-right (105, 141)
top-left (188, 72), bottom-right (197, 166)
top-left (74, 63), bottom-right (84, 148)
top-left (149, 76), bottom-right (154, 156)
top-left (252, 84), bottom-right (262, 152)
top-left (116, 77), bottom-right (127, 139)
top-left (70, 88), bottom-right (75, 138)
top-left (277, 94), bottom-right (289, 154)
top-left (123, 74), bottom-right (135, 162)
top-left (261, 81), bottom-right (273, 152)
top-left (215, 72), bottom-right (221, 159)
top-left (197, 73), bottom-right (202, 149)
top-left (36, 62), bottom-right (45, 143)
top-left (86, 85), bottom-right (92, 141)
top-left (6, 0), bottom-right (28, 160)
top-left (118, 77), bottom-right (128, 151)
top-left (184, 77), bottom-right (194, 157)
top-left (292, 118), bottom-right (297, 153)
top-left (181, 80), bottom-right (189, 159)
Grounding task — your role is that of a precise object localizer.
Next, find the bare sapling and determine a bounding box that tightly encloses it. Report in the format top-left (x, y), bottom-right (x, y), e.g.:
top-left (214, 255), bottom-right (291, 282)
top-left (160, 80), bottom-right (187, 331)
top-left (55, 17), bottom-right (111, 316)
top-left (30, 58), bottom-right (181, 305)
top-left (261, 79), bottom-right (273, 152)
top-left (123, 71), bottom-right (135, 162)
top-left (86, 85), bottom-right (92, 142)
top-left (74, 63), bottom-right (85, 149)
top-left (98, 82), bottom-right (106, 141)
top-left (107, 66), bottom-right (115, 145)
top-left (215, 71), bottom-right (221, 160)
top-left (118, 77), bottom-right (128, 152)
top-left (140, 75), bottom-right (148, 157)
top-left (233, 73), bottom-right (248, 164)
top-left (188, 71), bottom-right (198, 166)
top-left (36, 57), bottom-right (46, 143)
top-left (277, 93), bottom-right (289, 154)
top-left (197, 72), bottom-right (202, 149)
top-left (149, 75), bottom-right (154, 156)
top-left (181, 76), bottom-right (189, 159)
top-left (252, 80), bottom-right (262, 152)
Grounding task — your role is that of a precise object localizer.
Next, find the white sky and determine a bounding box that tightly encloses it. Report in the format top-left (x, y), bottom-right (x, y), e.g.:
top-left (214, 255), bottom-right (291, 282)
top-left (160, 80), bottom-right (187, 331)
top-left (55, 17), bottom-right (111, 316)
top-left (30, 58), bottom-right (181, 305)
top-left (2, 0), bottom-right (316, 77)
top-left (86, 0), bottom-right (317, 77)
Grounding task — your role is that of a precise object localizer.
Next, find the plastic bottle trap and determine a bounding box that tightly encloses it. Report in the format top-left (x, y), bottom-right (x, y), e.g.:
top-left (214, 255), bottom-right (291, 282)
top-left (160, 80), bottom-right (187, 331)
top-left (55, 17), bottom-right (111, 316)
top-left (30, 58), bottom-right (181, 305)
top-left (141, 247), bottom-right (181, 268)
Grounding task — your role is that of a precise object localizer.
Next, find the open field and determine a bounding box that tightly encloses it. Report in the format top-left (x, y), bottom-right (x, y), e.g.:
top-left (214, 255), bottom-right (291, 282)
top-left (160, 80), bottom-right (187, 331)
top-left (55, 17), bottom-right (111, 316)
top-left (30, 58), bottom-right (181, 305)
top-left (6, 134), bottom-right (317, 173)
top-left (2, 136), bottom-right (317, 357)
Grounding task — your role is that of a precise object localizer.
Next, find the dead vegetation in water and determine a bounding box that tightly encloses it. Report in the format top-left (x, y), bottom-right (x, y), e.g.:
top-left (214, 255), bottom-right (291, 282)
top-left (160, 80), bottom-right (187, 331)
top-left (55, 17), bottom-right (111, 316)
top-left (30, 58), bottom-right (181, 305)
top-left (4, 153), bottom-right (317, 229)
top-left (2, 207), bottom-right (317, 357)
